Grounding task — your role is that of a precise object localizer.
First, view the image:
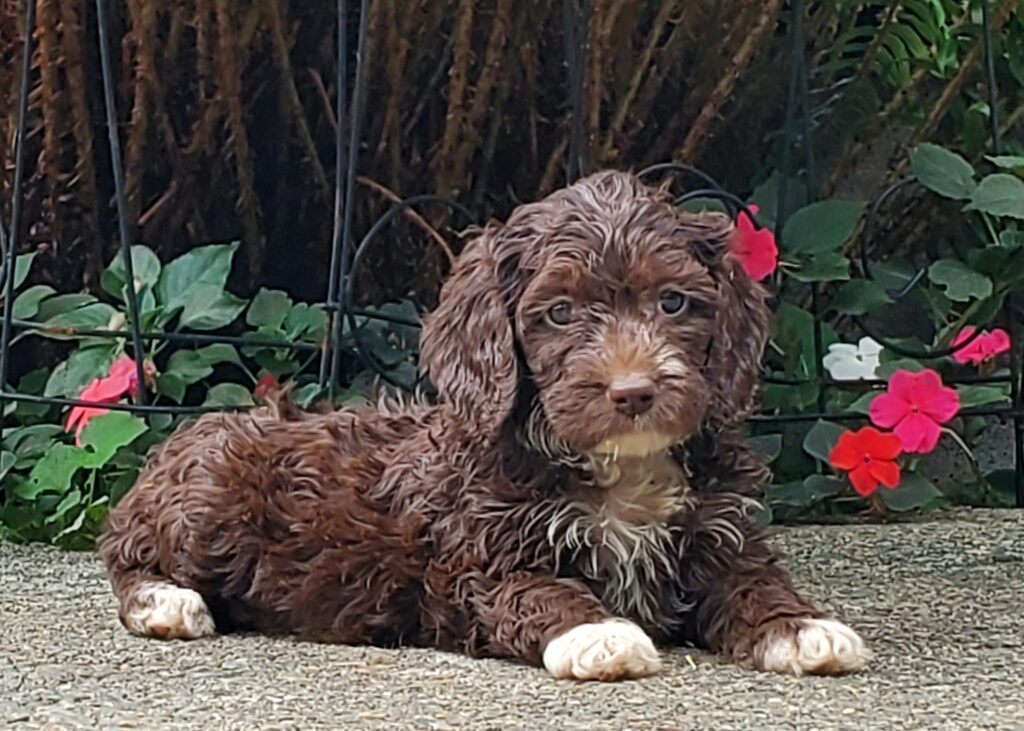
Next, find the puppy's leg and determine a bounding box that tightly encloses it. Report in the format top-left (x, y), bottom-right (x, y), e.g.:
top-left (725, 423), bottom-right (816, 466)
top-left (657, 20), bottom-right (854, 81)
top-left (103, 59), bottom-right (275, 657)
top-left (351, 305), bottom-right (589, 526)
top-left (98, 504), bottom-right (216, 641)
top-left (464, 572), bottom-right (661, 681)
top-left (684, 494), bottom-right (869, 676)
top-left (117, 577), bottom-right (217, 640)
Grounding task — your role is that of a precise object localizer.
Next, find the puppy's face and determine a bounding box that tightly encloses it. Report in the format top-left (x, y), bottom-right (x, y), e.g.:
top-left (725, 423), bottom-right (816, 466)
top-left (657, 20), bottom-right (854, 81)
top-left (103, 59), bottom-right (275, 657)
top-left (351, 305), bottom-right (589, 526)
top-left (420, 171), bottom-right (770, 459)
top-left (514, 210), bottom-right (719, 458)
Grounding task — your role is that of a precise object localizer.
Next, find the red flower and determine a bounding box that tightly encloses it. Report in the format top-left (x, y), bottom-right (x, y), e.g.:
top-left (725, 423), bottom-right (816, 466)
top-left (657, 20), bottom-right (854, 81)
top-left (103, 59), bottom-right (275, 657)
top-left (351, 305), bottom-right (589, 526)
top-left (869, 369), bottom-right (959, 454)
top-left (65, 356), bottom-right (140, 446)
top-left (951, 327), bottom-right (1011, 365)
top-left (828, 426), bottom-right (903, 497)
top-left (254, 373), bottom-right (279, 399)
top-left (728, 204), bottom-right (778, 281)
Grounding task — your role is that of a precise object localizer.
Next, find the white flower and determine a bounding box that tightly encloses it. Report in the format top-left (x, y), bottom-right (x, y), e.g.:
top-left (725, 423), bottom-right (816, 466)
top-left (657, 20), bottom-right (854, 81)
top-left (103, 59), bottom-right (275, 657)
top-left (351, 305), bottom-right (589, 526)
top-left (822, 337), bottom-right (882, 381)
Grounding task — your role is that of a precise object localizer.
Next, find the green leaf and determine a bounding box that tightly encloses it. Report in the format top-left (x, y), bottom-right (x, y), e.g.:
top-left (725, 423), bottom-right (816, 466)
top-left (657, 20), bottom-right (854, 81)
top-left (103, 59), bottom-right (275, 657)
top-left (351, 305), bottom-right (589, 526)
top-left (910, 143), bottom-right (976, 199)
top-left (760, 380), bottom-right (820, 413)
top-left (54, 502), bottom-right (89, 541)
top-left (155, 372), bottom-right (187, 403)
top-left (3, 424), bottom-right (63, 455)
top-left (968, 244), bottom-right (1024, 279)
top-left (12, 284), bottom-right (56, 319)
top-left (145, 412), bottom-right (174, 436)
top-left (986, 469), bottom-right (1018, 507)
top-left (101, 245), bottom-right (161, 301)
top-left (13, 252), bottom-right (37, 289)
top-left (927, 259), bottom-right (993, 302)
top-left (33, 293), bottom-right (98, 322)
top-left (10, 368), bottom-right (54, 421)
top-left (0, 450), bottom-right (15, 481)
top-left (748, 173), bottom-right (808, 231)
top-left (249, 339), bottom-right (301, 377)
top-left (962, 104), bottom-right (990, 160)
top-left (0, 252), bottom-right (38, 292)
top-left (164, 344), bottom-right (242, 385)
top-left (986, 155), bottom-right (1024, 172)
top-left (781, 200), bottom-right (866, 253)
top-left (879, 473), bottom-right (943, 512)
top-left (44, 345), bottom-right (119, 398)
top-left (955, 385), bottom-right (1010, 408)
top-left (877, 358), bottom-right (924, 379)
top-left (194, 343), bottom-right (244, 366)
top-left (247, 289), bottom-right (294, 330)
top-left (847, 391), bottom-right (881, 414)
top-left (156, 242), bottom-right (241, 327)
top-left (747, 434), bottom-right (782, 463)
top-left (367, 300), bottom-right (421, 337)
top-left (45, 489), bottom-right (83, 524)
top-left (970, 291), bottom-right (1009, 325)
top-left (78, 412), bottom-right (149, 468)
top-left (830, 280), bottom-right (893, 315)
top-left (0, 499), bottom-right (38, 538)
top-left (803, 475), bottom-right (844, 499)
top-left (160, 357), bottom-right (197, 390)
top-left (351, 326), bottom-right (414, 368)
top-left (17, 444), bottom-right (88, 499)
top-left (890, 23), bottom-right (928, 59)
top-left (767, 475), bottom-right (842, 508)
top-left (291, 382), bottom-right (324, 407)
top-left (747, 176), bottom-right (779, 230)
top-left (202, 383), bottom-right (255, 408)
top-left (787, 252), bottom-right (851, 282)
top-left (333, 370), bottom-right (379, 405)
top-left (767, 481), bottom-right (808, 507)
top-left (285, 303), bottom-right (328, 341)
top-left (872, 259), bottom-right (918, 291)
top-left (36, 303), bottom-right (119, 339)
top-left (963, 174), bottom-right (1024, 219)
top-left (177, 286), bottom-right (246, 331)
top-left (802, 420), bottom-right (848, 463)
top-left (771, 302), bottom-right (817, 374)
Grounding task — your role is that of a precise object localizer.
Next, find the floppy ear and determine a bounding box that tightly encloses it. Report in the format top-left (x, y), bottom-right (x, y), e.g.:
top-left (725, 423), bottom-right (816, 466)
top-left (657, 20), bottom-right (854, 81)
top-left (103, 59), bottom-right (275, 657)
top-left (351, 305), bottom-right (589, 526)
top-left (686, 212), bottom-right (772, 426)
top-left (420, 227), bottom-right (519, 441)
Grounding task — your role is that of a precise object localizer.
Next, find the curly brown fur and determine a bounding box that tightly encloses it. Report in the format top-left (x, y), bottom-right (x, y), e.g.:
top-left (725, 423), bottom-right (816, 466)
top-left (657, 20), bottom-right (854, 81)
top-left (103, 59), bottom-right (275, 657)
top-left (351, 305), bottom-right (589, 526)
top-left (99, 171), bottom-right (868, 680)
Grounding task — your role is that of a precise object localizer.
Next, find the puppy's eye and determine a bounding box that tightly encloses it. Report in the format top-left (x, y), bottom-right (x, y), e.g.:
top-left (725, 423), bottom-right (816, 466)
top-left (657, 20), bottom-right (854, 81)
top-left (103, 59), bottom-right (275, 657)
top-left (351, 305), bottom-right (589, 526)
top-left (546, 302), bottom-right (573, 327)
top-left (659, 290), bottom-right (688, 315)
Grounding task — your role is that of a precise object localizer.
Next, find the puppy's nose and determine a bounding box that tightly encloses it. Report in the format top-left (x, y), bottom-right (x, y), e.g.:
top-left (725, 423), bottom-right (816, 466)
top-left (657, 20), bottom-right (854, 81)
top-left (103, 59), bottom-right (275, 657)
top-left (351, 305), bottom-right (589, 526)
top-left (607, 375), bottom-right (656, 417)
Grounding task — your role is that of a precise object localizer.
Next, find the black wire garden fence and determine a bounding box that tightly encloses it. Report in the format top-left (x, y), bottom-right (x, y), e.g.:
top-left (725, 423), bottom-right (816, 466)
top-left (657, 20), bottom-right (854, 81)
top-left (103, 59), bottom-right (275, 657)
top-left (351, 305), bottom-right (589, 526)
top-left (1, 0), bottom-right (1021, 510)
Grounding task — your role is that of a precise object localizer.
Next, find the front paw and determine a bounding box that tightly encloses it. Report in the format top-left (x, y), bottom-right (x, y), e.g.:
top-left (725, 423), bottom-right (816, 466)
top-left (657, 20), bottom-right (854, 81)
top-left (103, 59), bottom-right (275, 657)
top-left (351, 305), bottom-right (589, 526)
top-left (755, 618), bottom-right (870, 676)
top-left (543, 619), bottom-right (662, 681)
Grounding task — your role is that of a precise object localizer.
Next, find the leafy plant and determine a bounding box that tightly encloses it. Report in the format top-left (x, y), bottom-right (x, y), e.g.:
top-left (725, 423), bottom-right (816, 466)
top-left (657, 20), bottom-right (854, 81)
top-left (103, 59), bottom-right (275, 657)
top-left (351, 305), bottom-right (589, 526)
top-left (0, 244), bottom-right (417, 546)
top-left (744, 141), bottom-right (1019, 522)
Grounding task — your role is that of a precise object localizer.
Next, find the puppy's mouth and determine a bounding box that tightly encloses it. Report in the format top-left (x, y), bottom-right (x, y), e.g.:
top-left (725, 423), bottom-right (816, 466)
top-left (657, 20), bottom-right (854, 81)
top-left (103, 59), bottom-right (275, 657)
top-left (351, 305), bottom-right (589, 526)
top-left (588, 430), bottom-right (677, 459)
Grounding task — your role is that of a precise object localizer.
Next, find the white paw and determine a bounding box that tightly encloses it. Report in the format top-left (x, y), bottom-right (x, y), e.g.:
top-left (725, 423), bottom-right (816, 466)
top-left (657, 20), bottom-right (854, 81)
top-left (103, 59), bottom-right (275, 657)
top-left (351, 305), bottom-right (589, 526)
top-left (758, 618), bottom-right (870, 676)
top-left (543, 619), bottom-right (662, 681)
top-left (123, 582), bottom-right (216, 640)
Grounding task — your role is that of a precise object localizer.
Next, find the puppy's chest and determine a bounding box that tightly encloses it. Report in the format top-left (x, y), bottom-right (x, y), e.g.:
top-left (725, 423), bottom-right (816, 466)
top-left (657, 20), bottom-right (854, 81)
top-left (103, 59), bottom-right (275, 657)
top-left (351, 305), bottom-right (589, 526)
top-left (548, 457), bottom-right (693, 632)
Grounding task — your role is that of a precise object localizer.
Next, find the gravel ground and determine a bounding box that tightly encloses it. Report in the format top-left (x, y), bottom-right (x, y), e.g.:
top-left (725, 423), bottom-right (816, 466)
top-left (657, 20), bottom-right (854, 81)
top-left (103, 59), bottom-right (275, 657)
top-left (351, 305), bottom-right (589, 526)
top-left (2, 509), bottom-right (1023, 731)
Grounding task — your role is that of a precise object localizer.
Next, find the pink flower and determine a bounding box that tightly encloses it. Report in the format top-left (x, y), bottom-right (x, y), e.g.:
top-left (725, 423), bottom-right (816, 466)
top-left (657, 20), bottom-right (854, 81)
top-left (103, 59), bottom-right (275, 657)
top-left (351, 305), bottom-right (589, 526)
top-left (65, 357), bottom-right (141, 446)
top-left (254, 373), bottom-right (279, 399)
top-left (728, 204), bottom-right (778, 281)
top-left (869, 369), bottom-right (960, 454)
top-left (951, 327), bottom-right (1011, 365)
